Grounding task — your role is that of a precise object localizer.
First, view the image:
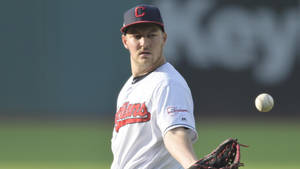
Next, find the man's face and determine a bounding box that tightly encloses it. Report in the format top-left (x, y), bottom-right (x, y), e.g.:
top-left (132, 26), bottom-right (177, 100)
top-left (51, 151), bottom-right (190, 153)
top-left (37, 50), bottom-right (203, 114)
top-left (122, 23), bottom-right (167, 70)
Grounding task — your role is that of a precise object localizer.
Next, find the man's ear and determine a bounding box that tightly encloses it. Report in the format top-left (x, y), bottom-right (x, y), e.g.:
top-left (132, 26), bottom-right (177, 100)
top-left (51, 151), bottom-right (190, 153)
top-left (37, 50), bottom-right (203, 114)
top-left (163, 32), bottom-right (167, 44)
top-left (122, 34), bottom-right (129, 49)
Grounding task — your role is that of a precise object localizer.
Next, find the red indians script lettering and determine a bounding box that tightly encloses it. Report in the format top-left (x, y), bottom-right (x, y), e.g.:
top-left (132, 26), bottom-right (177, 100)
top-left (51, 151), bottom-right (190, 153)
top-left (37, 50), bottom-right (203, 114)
top-left (115, 102), bottom-right (151, 132)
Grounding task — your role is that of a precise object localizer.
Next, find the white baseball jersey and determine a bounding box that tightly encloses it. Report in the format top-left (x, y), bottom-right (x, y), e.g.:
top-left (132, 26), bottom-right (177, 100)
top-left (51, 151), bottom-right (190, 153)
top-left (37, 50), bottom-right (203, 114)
top-left (111, 62), bottom-right (197, 169)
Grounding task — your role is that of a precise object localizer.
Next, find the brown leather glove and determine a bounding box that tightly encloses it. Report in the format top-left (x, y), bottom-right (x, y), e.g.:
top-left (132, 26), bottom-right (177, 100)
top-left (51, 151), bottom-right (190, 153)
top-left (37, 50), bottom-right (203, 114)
top-left (188, 138), bottom-right (248, 169)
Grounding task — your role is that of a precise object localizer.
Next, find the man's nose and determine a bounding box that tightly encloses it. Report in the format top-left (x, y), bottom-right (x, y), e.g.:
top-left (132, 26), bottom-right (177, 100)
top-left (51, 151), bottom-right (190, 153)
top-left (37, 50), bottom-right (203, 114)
top-left (139, 37), bottom-right (150, 48)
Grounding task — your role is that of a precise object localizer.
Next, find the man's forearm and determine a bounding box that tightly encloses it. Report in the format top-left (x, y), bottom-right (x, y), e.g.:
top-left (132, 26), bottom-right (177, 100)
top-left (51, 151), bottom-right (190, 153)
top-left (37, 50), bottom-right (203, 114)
top-left (163, 127), bottom-right (198, 169)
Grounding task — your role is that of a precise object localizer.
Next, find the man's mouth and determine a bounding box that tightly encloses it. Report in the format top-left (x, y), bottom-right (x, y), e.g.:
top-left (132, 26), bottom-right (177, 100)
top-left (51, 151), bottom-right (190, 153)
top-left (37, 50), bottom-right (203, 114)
top-left (140, 51), bottom-right (151, 58)
top-left (140, 51), bottom-right (151, 56)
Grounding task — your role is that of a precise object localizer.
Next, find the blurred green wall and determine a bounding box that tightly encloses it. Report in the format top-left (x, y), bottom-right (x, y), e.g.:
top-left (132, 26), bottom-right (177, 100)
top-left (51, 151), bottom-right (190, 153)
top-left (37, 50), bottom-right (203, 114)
top-left (1, 0), bottom-right (299, 118)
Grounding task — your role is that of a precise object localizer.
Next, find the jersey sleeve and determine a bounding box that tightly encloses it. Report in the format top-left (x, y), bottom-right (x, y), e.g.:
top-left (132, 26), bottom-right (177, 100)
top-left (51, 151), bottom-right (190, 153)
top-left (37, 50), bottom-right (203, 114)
top-left (153, 81), bottom-right (198, 142)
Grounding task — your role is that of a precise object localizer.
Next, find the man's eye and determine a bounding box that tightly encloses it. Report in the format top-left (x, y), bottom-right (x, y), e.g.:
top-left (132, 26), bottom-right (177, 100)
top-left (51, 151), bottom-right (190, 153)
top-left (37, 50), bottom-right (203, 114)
top-left (148, 34), bottom-right (156, 38)
top-left (134, 35), bottom-right (142, 39)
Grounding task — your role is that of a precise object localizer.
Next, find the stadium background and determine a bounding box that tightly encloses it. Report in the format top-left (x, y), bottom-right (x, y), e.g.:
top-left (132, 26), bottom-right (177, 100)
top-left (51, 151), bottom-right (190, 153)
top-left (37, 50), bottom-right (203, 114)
top-left (1, 0), bottom-right (299, 168)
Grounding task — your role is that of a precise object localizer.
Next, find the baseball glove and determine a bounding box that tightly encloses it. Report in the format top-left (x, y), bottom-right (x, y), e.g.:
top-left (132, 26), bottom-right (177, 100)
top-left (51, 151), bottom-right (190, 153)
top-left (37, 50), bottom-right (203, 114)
top-left (188, 138), bottom-right (247, 169)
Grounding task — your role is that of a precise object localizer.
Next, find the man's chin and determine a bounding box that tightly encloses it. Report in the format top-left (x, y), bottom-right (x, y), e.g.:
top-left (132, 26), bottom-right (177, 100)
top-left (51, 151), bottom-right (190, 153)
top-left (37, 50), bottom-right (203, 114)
top-left (139, 54), bottom-right (152, 59)
top-left (137, 59), bottom-right (153, 67)
top-left (138, 60), bottom-right (150, 65)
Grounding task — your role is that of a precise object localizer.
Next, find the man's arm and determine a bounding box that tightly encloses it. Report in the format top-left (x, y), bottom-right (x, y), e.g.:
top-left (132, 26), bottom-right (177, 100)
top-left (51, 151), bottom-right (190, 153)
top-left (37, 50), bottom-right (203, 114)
top-left (163, 127), bottom-right (198, 169)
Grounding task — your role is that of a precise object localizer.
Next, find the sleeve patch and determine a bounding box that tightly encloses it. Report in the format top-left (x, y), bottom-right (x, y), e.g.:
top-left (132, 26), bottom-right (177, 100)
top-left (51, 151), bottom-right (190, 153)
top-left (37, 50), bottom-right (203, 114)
top-left (167, 106), bottom-right (189, 115)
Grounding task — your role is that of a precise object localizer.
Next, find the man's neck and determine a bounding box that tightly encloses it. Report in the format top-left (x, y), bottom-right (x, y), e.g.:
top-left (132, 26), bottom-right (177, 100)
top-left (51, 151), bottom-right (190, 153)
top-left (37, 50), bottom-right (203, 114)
top-left (131, 58), bottom-right (166, 77)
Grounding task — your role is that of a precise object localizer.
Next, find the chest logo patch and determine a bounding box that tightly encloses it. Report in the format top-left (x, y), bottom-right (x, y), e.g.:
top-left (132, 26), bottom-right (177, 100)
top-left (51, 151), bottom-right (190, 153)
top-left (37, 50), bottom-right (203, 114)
top-left (115, 102), bottom-right (151, 132)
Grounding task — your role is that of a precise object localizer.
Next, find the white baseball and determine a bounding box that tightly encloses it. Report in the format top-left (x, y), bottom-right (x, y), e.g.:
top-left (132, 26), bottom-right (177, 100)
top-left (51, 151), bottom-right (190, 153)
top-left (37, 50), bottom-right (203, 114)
top-left (255, 93), bottom-right (274, 112)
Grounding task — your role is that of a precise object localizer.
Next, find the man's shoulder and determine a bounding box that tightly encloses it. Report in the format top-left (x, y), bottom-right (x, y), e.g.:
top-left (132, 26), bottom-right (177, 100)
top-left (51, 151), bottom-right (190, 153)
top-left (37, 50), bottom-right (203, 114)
top-left (151, 62), bottom-right (189, 87)
top-left (154, 62), bottom-right (185, 80)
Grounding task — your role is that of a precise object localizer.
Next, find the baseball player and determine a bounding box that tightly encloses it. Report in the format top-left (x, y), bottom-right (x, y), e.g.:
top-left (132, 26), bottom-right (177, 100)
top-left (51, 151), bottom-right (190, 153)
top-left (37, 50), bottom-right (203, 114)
top-left (111, 4), bottom-right (199, 169)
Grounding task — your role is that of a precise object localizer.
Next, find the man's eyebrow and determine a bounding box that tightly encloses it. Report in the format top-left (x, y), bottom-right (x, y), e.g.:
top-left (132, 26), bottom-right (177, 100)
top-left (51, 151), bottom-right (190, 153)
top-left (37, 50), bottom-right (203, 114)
top-left (148, 27), bottom-right (160, 32)
top-left (126, 29), bottom-right (139, 34)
